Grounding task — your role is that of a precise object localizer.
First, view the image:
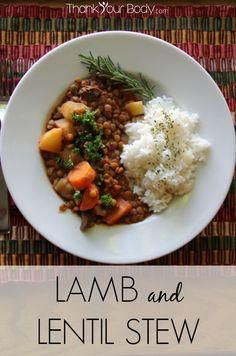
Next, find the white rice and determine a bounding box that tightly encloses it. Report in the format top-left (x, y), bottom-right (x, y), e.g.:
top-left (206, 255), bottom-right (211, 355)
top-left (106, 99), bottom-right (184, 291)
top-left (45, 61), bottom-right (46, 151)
top-left (121, 96), bottom-right (210, 212)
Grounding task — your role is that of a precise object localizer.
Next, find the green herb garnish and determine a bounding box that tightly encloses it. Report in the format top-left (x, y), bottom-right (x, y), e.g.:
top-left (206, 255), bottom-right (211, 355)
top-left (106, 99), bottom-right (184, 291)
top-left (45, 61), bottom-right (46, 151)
top-left (96, 167), bottom-right (104, 187)
top-left (84, 132), bottom-right (104, 163)
top-left (101, 194), bottom-right (116, 209)
top-left (79, 52), bottom-right (155, 101)
top-left (73, 109), bottom-right (97, 131)
top-left (75, 132), bottom-right (94, 146)
top-left (72, 106), bottom-right (104, 164)
top-left (73, 190), bottom-right (82, 201)
top-left (63, 157), bottom-right (74, 170)
top-left (73, 147), bottom-right (81, 155)
top-left (56, 157), bottom-right (74, 170)
top-left (56, 157), bottom-right (63, 166)
top-left (73, 128), bottom-right (104, 164)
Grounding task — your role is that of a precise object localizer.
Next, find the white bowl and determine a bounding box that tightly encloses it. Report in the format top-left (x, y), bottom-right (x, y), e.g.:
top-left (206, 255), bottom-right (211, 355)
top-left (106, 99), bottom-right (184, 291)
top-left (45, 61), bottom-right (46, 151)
top-left (1, 32), bottom-right (235, 264)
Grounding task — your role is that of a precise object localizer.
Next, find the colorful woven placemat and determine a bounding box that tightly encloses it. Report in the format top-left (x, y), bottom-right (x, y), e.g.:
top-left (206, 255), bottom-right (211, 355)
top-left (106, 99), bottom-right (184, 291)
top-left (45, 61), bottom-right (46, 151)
top-left (0, 4), bottom-right (235, 265)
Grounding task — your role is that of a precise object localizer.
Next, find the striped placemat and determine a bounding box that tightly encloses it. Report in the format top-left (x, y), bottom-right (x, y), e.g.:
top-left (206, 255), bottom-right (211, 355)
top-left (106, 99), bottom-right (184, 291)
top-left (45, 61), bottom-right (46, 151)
top-left (0, 4), bottom-right (235, 265)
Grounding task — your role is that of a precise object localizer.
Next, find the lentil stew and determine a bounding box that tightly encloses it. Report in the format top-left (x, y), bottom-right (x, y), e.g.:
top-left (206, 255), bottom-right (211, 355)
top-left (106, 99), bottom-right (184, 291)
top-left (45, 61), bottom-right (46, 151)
top-left (39, 75), bottom-right (150, 230)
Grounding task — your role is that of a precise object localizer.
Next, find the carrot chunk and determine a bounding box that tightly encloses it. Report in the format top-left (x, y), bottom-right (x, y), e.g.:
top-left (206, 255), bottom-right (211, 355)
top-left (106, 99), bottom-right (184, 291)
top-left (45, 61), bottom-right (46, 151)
top-left (105, 198), bottom-right (132, 225)
top-left (68, 161), bottom-right (96, 190)
top-left (80, 184), bottom-right (99, 211)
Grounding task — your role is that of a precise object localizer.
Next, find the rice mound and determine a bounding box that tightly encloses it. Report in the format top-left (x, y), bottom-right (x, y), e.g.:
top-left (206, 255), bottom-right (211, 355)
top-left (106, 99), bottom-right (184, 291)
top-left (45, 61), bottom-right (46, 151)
top-left (121, 96), bottom-right (210, 212)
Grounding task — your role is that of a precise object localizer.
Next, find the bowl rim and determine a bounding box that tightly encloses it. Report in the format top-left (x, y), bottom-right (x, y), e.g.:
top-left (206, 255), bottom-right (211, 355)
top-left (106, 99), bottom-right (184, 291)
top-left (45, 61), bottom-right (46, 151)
top-left (1, 31), bottom-right (235, 264)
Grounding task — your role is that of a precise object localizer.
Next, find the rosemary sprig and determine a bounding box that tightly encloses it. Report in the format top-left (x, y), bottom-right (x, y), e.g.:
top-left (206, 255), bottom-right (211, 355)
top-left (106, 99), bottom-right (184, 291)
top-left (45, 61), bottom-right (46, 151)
top-left (79, 52), bottom-right (155, 101)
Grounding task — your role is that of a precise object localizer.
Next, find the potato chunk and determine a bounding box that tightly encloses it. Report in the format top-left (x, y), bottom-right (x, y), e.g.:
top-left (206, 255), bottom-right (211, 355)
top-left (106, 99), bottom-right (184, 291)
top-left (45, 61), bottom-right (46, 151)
top-left (125, 101), bottom-right (144, 117)
top-left (54, 178), bottom-right (74, 200)
top-left (55, 118), bottom-right (76, 136)
top-left (39, 128), bottom-right (63, 153)
top-left (60, 101), bottom-right (87, 121)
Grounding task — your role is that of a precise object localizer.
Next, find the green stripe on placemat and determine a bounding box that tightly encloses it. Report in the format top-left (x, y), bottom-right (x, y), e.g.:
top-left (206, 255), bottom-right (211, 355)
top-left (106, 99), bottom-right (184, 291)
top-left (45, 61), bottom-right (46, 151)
top-left (0, 238), bottom-right (235, 265)
top-left (209, 72), bottom-right (236, 85)
top-left (0, 237), bottom-right (234, 254)
top-left (1, 17), bottom-right (236, 32)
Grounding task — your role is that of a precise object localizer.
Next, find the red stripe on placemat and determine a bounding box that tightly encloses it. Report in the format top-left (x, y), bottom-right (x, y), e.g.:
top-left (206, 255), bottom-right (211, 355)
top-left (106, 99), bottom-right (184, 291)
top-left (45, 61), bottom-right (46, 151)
top-left (0, 4), bottom-right (235, 18)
